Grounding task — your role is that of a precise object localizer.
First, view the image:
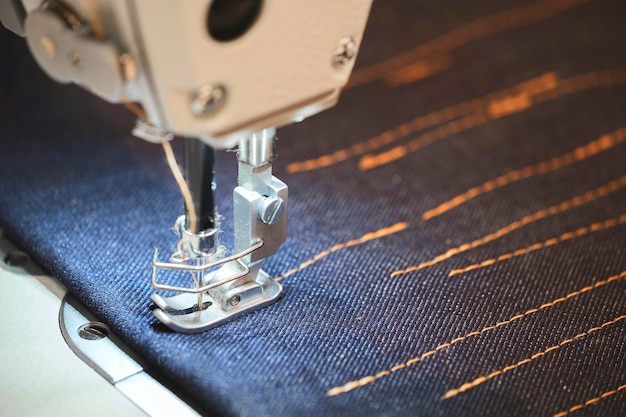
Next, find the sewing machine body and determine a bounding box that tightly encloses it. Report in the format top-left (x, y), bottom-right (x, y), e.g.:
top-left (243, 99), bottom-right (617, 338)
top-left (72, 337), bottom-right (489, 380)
top-left (0, 0), bottom-right (371, 412)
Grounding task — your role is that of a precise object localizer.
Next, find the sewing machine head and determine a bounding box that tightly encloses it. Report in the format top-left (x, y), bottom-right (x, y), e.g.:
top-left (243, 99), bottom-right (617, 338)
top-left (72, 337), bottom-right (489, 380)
top-left (2, 0), bottom-right (372, 332)
top-left (8, 0), bottom-right (371, 146)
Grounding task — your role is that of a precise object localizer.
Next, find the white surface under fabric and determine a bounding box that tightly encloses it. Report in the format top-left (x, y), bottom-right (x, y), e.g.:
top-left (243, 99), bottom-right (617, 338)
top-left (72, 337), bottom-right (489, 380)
top-left (0, 256), bottom-right (145, 417)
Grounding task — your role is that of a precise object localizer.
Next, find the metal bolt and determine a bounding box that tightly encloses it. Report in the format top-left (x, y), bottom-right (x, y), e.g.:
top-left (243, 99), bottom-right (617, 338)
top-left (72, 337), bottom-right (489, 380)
top-left (191, 84), bottom-right (227, 116)
top-left (230, 295), bottom-right (241, 307)
top-left (68, 50), bottom-right (84, 72)
top-left (78, 322), bottom-right (109, 340)
top-left (333, 37), bottom-right (356, 67)
top-left (258, 196), bottom-right (285, 225)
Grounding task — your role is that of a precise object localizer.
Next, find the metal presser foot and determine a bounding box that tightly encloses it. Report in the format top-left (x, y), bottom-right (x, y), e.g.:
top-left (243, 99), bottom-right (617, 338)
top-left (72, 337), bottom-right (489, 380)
top-left (150, 129), bottom-right (287, 333)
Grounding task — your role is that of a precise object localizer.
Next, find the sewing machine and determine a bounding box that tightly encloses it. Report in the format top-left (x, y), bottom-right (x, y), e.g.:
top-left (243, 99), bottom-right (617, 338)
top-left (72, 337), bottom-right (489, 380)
top-left (1, 0), bottom-right (370, 414)
top-left (1, 0), bottom-right (372, 332)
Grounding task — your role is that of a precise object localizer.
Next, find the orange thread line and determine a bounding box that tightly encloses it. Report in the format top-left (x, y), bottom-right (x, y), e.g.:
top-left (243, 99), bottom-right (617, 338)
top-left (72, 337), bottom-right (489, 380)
top-left (360, 68), bottom-right (626, 173)
top-left (286, 72), bottom-right (559, 174)
top-left (423, 125), bottom-right (626, 220)
top-left (347, 0), bottom-right (591, 88)
top-left (449, 213), bottom-right (626, 277)
top-left (487, 92), bottom-right (532, 118)
top-left (443, 315), bottom-right (626, 399)
top-left (552, 383), bottom-right (626, 417)
top-left (326, 270), bottom-right (626, 397)
top-left (358, 111), bottom-right (489, 170)
top-left (274, 222), bottom-right (408, 282)
top-left (391, 174), bottom-right (626, 277)
top-left (123, 101), bottom-right (147, 119)
top-left (383, 54), bottom-right (453, 88)
top-left (120, 100), bottom-right (197, 231)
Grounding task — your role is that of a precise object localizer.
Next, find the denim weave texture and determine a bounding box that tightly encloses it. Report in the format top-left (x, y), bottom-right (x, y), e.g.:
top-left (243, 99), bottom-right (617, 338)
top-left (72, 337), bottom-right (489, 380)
top-left (0, 0), bottom-right (625, 416)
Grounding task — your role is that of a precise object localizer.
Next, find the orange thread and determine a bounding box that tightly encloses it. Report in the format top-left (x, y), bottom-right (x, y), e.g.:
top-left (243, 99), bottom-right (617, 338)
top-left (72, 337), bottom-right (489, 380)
top-left (120, 101), bottom-right (198, 231)
top-left (449, 213), bottom-right (626, 276)
top-left (487, 93), bottom-right (532, 118)
top-left (161, 139), bottom-right (198, 233)
top-left (423, 126), bottom-right (626, 220)
top-left (359, 145), bottom-right (410, 171)
top-left (391, 174), bottom-right (626, 277)
top-left (123, 101), bottom-right (147, 119)
top-left (274, 222), bottom-right (408, 282)
top-left (286, 72), bottom-right (559, 174)
top-left (552, 383), bottom-right (626, 417)
top-left (347, 0), bottom-right (591, 88)
top-left (360, 69), bottom-right (626, 173)
top-left (383, 54), bottom-right (453, 88)
top-left (121, 100), bottom-right (198, 233)
top-left (359, 112), bottom-right (490, 170)
top-left (443, 315), bottom-right (626, 399)
top-left (326, 270), bottom-right (626, 396)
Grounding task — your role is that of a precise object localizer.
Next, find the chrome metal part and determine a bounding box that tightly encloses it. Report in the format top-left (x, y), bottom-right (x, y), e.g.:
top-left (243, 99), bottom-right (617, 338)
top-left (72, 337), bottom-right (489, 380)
top-left (258, 196), bottom-right (286, 225)
top-left (151, 268), bottom-right (281, 333)
top-left (24, 1), bottom-right (129, 99)
top-left (0, 231), bottom-right (200, 416)
top-left (60, 294), bottom-right (201, 416)
top-left (170, 215), bottom-right (221, 261)
top-left (190, 83), bottom-right (227, 117)
top-left (150, 129), bottom-right (286, 333)
top-left (333, 36), bottom-right (357, 67)
top-left (238, 128), bottom-right (276, 166)
top-left (132, 118), bottom-right (173, 143)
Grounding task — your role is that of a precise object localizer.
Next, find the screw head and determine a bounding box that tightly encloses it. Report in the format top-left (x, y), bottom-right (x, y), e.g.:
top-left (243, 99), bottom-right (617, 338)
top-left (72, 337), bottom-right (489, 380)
top-left (68, 50), bottom-right (84, 72)
top-left (78, 322), bottom-right (109, 340)
top-left (333, 37), bottom-right (357, 67)
top-left (191, 84), bottom-right (227, 116)
top-left (230, 295), bottom-right (241, 307)
top-left (258, 196), bottom-right (285, 225)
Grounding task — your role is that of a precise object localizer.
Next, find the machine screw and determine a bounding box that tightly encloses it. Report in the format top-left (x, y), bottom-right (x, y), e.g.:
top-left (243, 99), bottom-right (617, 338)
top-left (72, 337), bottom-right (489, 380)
top-left (258, 196), bottom-right (285, 225)
top-left (230, 295), bottom-right (241, 307)
top-left (68, 50), bottom-right (84, 72)
top-left (190, 84), bottom-right (227, 116)
top-left (333, 37), bottom-right (356, 67)
top-left (78, 322), bottom-right (109, 340)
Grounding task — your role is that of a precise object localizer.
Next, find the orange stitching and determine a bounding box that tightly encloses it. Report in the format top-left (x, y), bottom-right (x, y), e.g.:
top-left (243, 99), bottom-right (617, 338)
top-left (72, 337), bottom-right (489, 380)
top-left (360, 69), bottom-right (626, 172)
top-left (383, 54), bottom-right (453, 88)
top-left (487, 92), bottom-right (532, 118)
top-left (423, 126), bottom-right (626, 220)
top-left (326, 270), bottom-right (626, 396)
top-left (274, 222), bottom-right (408, 282)
top-left (443, 315), bottom-right (626, 399)
top-left (391, 174), bottom-right (626, 277)
top-left (358, 112), bottom-right (490, 170)
top-left (449, 213), bottom-right (626, 276)
top-left (286, 72), bottom-right (559, 174)
top-left (347, 0), bottom-right (592, 89)
top-left (552, 383), bottom-right (626, 417)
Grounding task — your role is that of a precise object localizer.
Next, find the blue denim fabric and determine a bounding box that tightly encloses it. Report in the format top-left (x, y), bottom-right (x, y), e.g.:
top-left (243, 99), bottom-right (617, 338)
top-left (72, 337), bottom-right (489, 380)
top-left (1, 0), bottom-right (625, 416)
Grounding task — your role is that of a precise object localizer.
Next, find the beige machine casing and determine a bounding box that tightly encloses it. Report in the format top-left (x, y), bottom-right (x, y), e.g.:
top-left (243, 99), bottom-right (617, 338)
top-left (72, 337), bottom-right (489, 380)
top-left (21, 0), bottom-right (373, 147)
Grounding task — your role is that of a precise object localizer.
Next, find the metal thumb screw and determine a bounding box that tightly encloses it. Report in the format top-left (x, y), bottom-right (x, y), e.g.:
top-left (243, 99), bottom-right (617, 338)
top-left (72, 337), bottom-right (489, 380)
top-left (258, 196), bottom-right (285, 225)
